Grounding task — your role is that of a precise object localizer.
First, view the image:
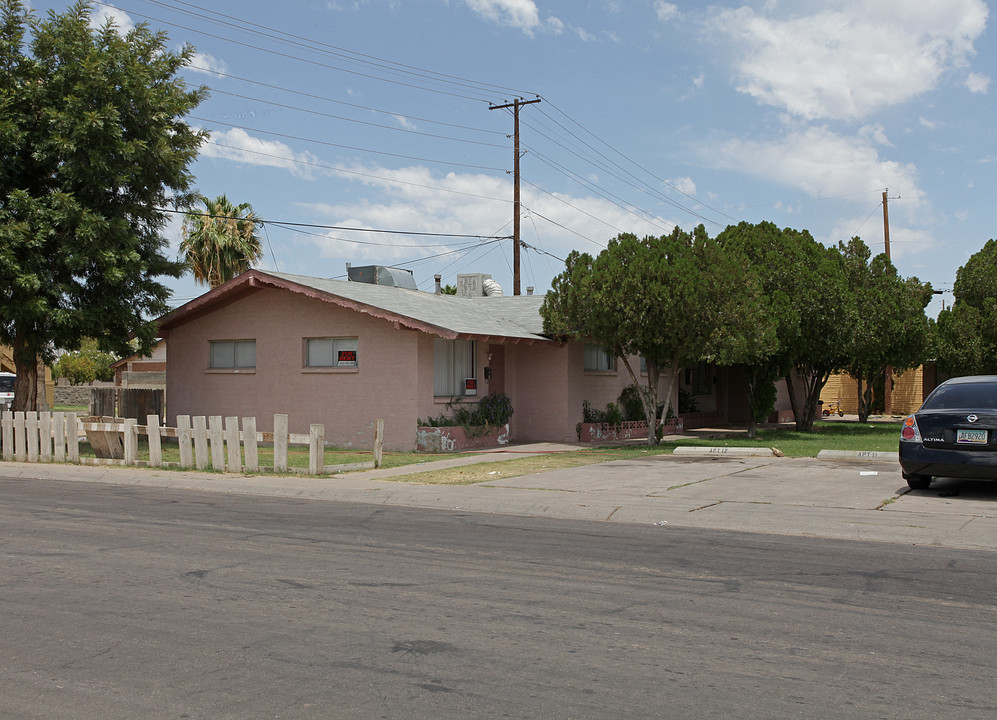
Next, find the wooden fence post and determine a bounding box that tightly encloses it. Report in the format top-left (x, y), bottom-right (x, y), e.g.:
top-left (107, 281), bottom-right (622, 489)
top-left (177, 415), bottom-right (194, 468)
top-left (14, 412), bottom-right (27, 462)
top-left (309, 423), bottom-right (325, 475)
top-left (53, 412), bottom-right (66, 463)
top-left (273, 414), bottom-right (288, 473)
top-left (373, 419), bottom-right (384, 468)
top-left (192, 416), bottom-right (208, 470)
top-left (225, 416), bottom-right (241, 473)
top-left (208, 415), bottom-right (224, 471)
top-left (147, 415), bottom-right (162, 468)
top-left (39, 412), bottom-right (52, 462)
top-left (2, 411), bottom-right (13, 461)
top-left (243, 416), bottom-right (258, 472)
top-left (67, 413), bottom-right (79, 464)
top-left (123, 418), bottom-right (138, 464)
top-left (26, 412), bottom-right (39, 462)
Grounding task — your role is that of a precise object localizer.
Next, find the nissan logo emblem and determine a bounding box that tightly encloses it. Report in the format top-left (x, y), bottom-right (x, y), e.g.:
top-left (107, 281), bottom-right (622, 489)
top-left (967, 414), bottom-right (979, 423)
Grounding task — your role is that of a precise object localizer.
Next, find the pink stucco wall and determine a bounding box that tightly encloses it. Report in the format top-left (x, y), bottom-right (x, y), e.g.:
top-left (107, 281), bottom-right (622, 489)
top-left (164, 284), bottom-right (727, 450)
top-left (166, 286), bottom-right (422, 451)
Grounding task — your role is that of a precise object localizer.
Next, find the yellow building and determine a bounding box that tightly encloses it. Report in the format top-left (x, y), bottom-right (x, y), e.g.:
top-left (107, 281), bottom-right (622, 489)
top-left (822, 365), bottom-right (936, 417)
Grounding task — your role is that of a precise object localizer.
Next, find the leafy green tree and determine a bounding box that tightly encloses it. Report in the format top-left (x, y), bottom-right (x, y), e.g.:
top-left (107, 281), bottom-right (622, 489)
top-left (441, 284), bottom-right (457, 295)
top-left (715, 221), bottom-right (796, 437)
top-left (0, 0), bottom-right (205, 410)
top-left (180, 194), bottom-right (262, 288)
top-left (53, 337), bottom-right (117, 384)
top-left (838, 237), bottom-right (932, 422)
top-left (934, 239), bottom-right (997, 375)
top-left (779, 231), bottom-right (853, 431)
top-left (542, 226), bottom-right (772, 445)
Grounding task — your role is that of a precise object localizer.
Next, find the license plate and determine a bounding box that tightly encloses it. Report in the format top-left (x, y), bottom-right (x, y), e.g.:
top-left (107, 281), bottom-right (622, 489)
top-left (956, 428), bottom-right (988, 444)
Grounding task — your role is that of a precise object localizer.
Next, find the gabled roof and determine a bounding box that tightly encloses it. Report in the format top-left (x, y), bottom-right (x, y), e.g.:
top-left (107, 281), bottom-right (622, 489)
top-left (157, 270), bottom-right (553, 343)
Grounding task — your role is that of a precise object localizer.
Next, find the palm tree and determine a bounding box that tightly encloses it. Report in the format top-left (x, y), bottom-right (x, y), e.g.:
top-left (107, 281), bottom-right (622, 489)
top-left (180, 194), bottom-right (263, 288)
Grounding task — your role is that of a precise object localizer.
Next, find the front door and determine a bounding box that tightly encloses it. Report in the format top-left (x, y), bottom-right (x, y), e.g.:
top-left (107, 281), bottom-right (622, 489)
top-left (487, 344), bottom-right (505, 396)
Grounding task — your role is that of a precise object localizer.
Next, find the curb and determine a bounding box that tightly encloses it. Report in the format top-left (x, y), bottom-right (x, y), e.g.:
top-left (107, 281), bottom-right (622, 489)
top-left (672, 446), bottom-right (777, 457)
top-left (816, 449), bottom-right (896, 462)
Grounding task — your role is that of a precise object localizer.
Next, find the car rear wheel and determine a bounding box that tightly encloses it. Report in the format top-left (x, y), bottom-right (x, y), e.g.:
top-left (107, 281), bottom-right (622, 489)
top-left (903, 473), bottom-right (932, 490)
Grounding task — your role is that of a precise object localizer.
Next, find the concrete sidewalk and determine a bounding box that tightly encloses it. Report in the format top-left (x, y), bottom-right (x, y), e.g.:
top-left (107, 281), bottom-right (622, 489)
top-left (2, 443), bottom-right (996, 551)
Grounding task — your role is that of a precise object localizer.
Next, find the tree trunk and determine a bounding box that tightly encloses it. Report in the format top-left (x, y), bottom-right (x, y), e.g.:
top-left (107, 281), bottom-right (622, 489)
top-left (11, 331), bottom-right (38, 412)
top-left (784, 372), bottom-right (804, 431)
top-left (618, 354), bottom-right (660, 446)
top-left (856, 371), bottom-right (870, 423)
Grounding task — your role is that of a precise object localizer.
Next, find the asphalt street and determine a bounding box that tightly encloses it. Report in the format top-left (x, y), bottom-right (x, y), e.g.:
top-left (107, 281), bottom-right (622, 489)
top-left (2, 449), bottom-right (996, 550)
top-left (2, 476), bottom-right (996, 719)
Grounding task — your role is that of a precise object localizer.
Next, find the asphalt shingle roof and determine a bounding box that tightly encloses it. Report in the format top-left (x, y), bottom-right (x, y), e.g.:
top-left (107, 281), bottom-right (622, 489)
top-left (264, 271), bottom-right (550, 341)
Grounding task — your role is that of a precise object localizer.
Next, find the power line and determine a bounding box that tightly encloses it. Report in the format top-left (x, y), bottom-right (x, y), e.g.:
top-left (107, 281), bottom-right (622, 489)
top-left (165, 207), bottom-right (512, 240)
top-left (190, 85), bottom-right (509, 149)
top-left (200, 140), bottom-right (513, 204)
top-left (186, 67), bottom-right (506, 137)
top-left (135, 0), bottom-right (533, 98)
top-left (192, 115), bottom-right (507, 171)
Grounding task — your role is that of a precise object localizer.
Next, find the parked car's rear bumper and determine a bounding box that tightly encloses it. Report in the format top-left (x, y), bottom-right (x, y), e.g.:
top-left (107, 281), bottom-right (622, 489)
top-left (899, 443), bottom-right (997, 479)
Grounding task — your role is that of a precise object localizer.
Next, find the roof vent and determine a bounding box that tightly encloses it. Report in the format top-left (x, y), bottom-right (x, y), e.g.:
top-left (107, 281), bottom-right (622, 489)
top-left (457, 273), bottom-right (503, 297)
top-left (346, 264), bottom-right (418, 290)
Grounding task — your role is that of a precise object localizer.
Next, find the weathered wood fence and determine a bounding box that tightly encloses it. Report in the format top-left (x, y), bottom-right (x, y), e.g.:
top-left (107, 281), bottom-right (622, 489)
top-left (0, 411), bottom-right (384, 475)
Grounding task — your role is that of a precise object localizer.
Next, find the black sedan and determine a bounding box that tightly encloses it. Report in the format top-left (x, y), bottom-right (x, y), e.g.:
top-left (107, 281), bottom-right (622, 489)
top-left (899, 375), bottom-right (997, 489)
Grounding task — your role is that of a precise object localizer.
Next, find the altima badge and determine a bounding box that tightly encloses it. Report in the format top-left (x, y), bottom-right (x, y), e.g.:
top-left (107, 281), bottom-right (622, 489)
top-left (967, 414), bottom-right (979, 423)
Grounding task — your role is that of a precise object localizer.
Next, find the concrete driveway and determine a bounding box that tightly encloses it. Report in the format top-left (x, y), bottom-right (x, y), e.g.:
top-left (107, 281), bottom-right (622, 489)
top-left (2, 449), bottom-right (995, 551)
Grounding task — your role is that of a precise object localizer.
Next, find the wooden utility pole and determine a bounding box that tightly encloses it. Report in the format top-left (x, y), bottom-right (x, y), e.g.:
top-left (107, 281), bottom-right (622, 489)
top-left (883, 189), bottom-right (892, 416)
top-left (489, 97), bottom-right (541, 295)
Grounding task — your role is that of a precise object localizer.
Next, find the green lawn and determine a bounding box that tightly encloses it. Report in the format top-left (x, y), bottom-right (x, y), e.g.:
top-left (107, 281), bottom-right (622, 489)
top-left (73, 419), bottom-right (901, 478)
top-left (660, 420), bottom-right (902, 457)
top-left (53, 404), bottom-right (88, 413)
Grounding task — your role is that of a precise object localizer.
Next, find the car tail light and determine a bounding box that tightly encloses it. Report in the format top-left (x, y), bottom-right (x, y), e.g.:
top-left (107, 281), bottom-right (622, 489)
top-left (900, 415), bottom-right (921, 443)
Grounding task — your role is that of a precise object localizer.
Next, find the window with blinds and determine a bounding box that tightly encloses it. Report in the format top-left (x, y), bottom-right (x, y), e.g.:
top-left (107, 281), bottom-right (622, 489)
top-left (434, 338), bottom-right (475, 397)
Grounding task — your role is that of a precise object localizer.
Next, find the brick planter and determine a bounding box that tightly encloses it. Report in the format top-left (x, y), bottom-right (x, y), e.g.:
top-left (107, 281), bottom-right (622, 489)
top-left (578, 418), bottom-right (682, 442)
top-left (416, 423), bottom-right (511, 453)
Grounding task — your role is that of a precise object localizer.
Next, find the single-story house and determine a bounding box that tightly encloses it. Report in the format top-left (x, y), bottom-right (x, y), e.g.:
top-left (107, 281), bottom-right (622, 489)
top-left (111, 339), bottom-right (167, 388)
top-left (156, 268), bottom-right (739, 450)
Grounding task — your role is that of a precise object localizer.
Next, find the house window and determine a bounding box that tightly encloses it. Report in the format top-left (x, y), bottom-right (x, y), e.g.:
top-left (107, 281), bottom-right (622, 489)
top-left (584, 344), bottom-right (615, 372)
top-left (434, 338), bottom-right (475, 397)
top-left (209, 340), bottom-right (256, 369)
top-left (306, 337), bottom-right (358, 368)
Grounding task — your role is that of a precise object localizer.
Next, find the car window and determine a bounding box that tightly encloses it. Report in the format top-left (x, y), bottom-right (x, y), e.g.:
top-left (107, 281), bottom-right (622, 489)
top-left (921, 383), bottom-right (997, 410)
top-left (0, 377), bottom-right (14, 393)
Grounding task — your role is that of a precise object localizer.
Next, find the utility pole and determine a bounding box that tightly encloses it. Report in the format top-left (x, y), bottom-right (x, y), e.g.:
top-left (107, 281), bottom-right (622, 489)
top-left (490, 97), bottom-right (541, 295)
top-left (883, 189), bottom-right (893, 416)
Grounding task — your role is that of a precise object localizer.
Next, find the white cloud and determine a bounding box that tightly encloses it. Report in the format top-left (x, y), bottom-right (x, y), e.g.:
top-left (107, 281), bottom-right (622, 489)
top-left (709, 0), bottom-right (989, 121)
top-left (707, 125), bottom-right (921, 202)
top-left (188, 51), bottom-right (228, 75)
top-left (463, 0), bottom-right (541, 34)
top-left (826, 218), bottom-right (938, 262)
top-left (966, 72), bottom-right (990, 93)
top-left (301, 163), bottom-right (676, 266)
top-left (668, 176), bottom-right (696, 195)
top-left (919, 117), bottom-right (938, 130)
top-left (654, 2), bottom-right (679, 23)
top-left (199, 128), bottom-right (322, 179)
top-left (692, 73), bottom-right (705, 89)
top-left (89, 4), bottom-right (134, 33)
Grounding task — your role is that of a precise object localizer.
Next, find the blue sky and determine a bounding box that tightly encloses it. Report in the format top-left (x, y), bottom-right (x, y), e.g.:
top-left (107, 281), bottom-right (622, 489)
top-left (29, 0), bottom-right (997, 316)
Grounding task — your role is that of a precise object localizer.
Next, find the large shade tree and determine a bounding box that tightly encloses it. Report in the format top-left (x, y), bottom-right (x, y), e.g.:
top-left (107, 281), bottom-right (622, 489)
top-left (838, 237), bottom-right (932, 422)
top-left (0, 0), bottom-right (205, 410)
top-left (180, 194), bottom-right (262, 288)
top-left (934, 238), bottom-right (997, 375)
top-left (541, 226), bottom-right (773, 445)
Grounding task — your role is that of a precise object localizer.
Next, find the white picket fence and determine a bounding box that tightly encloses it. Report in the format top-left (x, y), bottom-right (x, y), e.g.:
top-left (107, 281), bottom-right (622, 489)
top-left (0, 411), bottom-right (384, 475)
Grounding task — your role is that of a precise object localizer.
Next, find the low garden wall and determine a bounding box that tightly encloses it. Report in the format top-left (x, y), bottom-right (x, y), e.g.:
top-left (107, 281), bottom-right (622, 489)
top-left (416, 423), bottom-right (510, 453)
top-left (578, 418), bottom-right (682, 443)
